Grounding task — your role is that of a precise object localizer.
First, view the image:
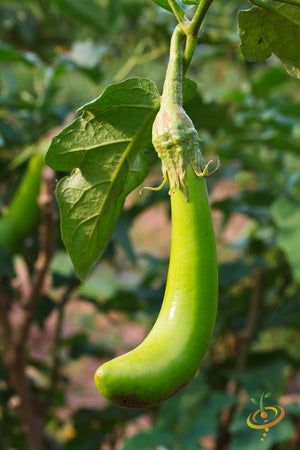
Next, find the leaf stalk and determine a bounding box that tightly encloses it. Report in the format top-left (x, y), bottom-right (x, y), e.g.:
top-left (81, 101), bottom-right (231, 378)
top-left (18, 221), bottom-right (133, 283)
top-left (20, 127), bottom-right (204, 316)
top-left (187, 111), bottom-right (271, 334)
top-left (183, 0), bottom-right (214, 72)
top-left (167, 0), bottom-right (187, 24)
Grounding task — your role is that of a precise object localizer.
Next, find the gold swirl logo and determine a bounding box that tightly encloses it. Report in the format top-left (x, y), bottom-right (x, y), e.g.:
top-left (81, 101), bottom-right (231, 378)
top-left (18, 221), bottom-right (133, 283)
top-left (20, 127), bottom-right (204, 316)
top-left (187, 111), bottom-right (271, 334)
top-left (247, 392), bottom-right (285, 442)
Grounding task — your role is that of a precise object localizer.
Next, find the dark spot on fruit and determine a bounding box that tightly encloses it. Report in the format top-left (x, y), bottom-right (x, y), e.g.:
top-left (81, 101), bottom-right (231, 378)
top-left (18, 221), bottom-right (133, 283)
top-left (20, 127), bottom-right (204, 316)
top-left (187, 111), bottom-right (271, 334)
top-left (114, 394), bottom-right (150, 409)
top-left (114, 383), bottom-right (187, 409)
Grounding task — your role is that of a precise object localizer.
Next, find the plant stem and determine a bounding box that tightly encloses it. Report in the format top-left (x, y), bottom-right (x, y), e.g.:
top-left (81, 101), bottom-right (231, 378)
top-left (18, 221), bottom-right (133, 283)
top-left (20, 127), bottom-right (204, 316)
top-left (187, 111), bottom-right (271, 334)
top-left (114, 40), bottom-right (147, 83)
top-left (161, 25), bottom-right (185, 108)
top-left (47, 280), bottom-right (80, 405)
top-left (114, 40), bottom-right (167, 83)
top-left (167, 0), bottom-right (186, 24)
top-left (10, 349), bottom-right (44, 449)
top-left (188, 0), bottom-right (214, 36)
top-left (183, 0), bottom-right (214, 72)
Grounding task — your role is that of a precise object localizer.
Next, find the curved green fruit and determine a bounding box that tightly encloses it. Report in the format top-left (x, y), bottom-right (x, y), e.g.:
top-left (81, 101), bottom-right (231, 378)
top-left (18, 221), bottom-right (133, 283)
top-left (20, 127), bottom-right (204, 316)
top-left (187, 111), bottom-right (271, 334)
top-left (94, 164), bottom-right (218, 408)
top-left (0, 153), bottom-right (44, 251)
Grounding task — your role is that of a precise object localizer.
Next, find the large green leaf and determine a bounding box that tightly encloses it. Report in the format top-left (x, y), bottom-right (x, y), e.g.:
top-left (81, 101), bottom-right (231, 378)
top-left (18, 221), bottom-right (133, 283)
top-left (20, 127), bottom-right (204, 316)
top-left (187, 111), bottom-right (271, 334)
top-left (271, 196), bottom-right (300, 284)
top-left (46, 78), bottom-right (160, 279)
top-left (238, 6), bottom-right (300, 78)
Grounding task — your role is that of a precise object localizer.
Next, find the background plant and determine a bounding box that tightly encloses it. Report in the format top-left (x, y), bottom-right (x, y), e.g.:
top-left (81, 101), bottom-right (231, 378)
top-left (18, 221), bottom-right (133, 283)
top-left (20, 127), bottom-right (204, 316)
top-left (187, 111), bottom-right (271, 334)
top-left (0, 0), bottom-right (300, 449)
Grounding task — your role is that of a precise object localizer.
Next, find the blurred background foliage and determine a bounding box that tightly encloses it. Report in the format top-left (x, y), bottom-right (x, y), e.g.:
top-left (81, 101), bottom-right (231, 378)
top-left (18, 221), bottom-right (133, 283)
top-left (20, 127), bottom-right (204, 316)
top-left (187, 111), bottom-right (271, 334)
top-left (1, 0), bottom-right (300, 449)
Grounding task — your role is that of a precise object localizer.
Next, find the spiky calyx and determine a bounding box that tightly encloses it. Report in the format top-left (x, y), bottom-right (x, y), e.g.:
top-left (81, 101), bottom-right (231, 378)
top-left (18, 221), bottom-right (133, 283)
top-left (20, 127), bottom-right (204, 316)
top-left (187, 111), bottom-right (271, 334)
top-left (151, 25), bottom-right (209, 198)
top-left (152, 104), bottom-right (205, 196)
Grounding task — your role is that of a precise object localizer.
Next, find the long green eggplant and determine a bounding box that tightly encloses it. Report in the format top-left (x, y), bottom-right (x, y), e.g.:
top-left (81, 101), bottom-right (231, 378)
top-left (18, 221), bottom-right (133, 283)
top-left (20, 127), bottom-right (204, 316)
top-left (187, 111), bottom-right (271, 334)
top-left (95, 26), bottom-right (218, 408)
top-left (95, 164), bottom-right (218, 408)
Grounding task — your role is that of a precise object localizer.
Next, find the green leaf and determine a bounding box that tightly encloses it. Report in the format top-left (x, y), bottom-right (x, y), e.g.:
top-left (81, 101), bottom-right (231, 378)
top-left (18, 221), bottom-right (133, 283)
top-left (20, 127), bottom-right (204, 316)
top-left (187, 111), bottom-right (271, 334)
top-left (250, 398), bottom-right (258, 405)
top-left (46, 78), bottom-right (160, 279)
top-left (182, 77), bottom-right (197, 100)
top-left (151, 0), bottom-right (185, 19)
top-left (276, 3), bottom-right (300, 27)
top-left (264, 392), bottom-right (272, 398)
top-left (151, 0), bottom-right (173, 13)
top-left (238, 6), bottom-right (300, 78)
top-left (271, 196), bottom-right (300, 284)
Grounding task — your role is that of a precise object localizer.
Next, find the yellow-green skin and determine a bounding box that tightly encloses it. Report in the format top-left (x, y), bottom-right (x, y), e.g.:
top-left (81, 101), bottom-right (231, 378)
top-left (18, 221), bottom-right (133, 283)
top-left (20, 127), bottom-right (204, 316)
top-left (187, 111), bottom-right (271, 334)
top-left (95, 25), bottom-right (218, 409)
top-left (94, 164), bottom-right (218, 408)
